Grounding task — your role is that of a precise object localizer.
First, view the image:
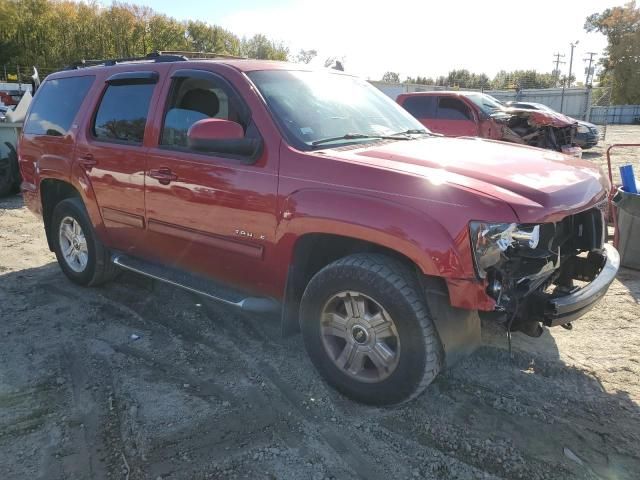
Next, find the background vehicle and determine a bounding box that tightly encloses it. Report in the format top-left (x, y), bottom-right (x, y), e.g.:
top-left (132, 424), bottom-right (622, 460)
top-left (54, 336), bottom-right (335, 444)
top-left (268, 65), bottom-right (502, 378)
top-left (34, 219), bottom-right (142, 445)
top-left (397, 91), bottom-right (582, 157)
top-left (0, 89), bottom-right (23, 107)
top-left (505, 101), bottom-right (600, 149)
top-left (19, 55), bottom-right (619, 405)
top-left (0, 118), bottom-right (21, 196)
top-left (0, 105), bottom-right (11, 121)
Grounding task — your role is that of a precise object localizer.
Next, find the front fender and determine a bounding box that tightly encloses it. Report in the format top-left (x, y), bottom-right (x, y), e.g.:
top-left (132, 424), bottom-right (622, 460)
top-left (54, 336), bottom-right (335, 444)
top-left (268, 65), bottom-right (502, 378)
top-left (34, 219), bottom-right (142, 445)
top-left (277, 188), bottom-right (473, 278)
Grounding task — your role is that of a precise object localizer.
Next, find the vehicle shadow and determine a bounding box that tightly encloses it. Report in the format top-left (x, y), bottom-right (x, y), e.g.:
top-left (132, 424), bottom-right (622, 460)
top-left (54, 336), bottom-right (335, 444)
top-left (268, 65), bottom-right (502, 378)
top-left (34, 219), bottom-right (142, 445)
top-left (581, 150), bottom-right (602, 160)
top-left (380, 316), bottom-right (640, 480)
top-left (0, 192), bottom-right (23, 210)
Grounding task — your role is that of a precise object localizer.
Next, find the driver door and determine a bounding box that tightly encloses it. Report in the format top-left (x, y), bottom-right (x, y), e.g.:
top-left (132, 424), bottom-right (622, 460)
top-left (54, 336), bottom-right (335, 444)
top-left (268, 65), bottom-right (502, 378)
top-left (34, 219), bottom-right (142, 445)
top-left (142, 67), bottom-right (278, 295)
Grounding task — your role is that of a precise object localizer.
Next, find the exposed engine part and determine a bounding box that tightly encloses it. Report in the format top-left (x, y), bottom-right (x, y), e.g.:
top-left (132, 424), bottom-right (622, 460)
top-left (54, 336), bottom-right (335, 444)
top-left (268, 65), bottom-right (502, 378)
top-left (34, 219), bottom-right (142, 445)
top-left (482, 205), bottom-right (606, 337)
top-left (491, 108), bottom-right (579, 155)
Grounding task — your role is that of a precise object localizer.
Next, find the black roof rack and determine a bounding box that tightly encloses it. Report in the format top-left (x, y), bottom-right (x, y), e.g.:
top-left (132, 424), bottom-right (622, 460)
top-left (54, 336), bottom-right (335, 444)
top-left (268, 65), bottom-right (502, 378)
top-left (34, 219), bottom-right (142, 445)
top-left (155, 50), bottom-right (245, 60)
top-left (64, 50), bottom-right (244, 70)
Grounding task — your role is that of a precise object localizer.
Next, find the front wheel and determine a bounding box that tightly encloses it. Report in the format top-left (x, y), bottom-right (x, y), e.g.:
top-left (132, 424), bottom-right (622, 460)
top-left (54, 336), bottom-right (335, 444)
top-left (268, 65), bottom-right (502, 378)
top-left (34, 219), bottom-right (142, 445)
top-left (300, 254), bottom-right (442, 405)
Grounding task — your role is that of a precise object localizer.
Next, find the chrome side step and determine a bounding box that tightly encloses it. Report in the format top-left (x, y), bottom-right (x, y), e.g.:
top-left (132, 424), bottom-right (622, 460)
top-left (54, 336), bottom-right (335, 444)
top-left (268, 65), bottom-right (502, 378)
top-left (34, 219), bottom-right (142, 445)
top-left (111, 253), bottom-right (279, 313)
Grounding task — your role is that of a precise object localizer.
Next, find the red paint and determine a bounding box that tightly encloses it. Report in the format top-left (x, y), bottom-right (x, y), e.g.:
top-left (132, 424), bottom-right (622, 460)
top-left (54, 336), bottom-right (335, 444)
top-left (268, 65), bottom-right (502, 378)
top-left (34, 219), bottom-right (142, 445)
top-left (397, 91), bottom-right (575, 142)
top-left (19, 61), bottom-right (610, 312)
top-left (188, 118), bottom-right (244, 141)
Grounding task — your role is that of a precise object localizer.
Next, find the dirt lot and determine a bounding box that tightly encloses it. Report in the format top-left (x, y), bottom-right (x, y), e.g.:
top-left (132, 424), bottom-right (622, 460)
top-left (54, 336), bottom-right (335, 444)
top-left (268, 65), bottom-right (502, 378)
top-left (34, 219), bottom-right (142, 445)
top-left (1, 126), bottom-right (639, 480)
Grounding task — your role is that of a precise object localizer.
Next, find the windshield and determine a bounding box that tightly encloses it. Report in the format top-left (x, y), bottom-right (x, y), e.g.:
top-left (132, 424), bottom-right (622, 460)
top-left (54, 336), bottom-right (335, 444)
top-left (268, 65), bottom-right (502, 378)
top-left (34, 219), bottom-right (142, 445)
top-left (247, 70), bottom-right (429, 148)
top-left (463, 93), bottom-right (505, 115)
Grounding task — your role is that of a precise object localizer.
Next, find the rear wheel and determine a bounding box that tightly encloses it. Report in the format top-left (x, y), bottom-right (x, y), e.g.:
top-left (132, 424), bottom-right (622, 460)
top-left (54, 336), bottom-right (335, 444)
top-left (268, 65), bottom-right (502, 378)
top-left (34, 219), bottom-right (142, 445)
top-left (300, 254), bottom-right (442, 405)
top-left (51, 197), bottom-right (118, 286)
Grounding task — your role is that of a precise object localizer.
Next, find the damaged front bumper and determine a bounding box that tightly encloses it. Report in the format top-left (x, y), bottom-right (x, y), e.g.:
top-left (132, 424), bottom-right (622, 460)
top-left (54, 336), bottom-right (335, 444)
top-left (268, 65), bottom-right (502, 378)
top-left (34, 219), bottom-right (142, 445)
top-left (527, 244), bottom-right (619, 327)
top-left (473, 205), bottom-right (620, 335)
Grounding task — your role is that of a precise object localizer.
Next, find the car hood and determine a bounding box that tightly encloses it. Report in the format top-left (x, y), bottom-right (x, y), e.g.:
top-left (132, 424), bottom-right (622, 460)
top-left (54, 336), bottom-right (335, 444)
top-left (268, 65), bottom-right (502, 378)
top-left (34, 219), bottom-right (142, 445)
top-left (499, 107), bottom-right (577, 127)
top-left (328, 136), bottom-right (608, 223)
top-left (577, 119), bottom-right (598, 129)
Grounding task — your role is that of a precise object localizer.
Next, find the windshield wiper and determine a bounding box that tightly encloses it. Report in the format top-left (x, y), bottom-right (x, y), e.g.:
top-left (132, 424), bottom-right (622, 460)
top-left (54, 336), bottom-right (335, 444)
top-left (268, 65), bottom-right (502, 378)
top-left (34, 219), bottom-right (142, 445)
top-left (311, 133), bottom-right (411, 146)
top-left (389, 129), bottom-right (430, 136)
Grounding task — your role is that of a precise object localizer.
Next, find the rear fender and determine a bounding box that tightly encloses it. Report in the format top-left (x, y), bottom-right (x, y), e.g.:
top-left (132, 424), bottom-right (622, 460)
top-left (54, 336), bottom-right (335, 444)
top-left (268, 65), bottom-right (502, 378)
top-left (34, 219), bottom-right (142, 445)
top-left (38, 159), bottom-right (109, 249)
top-left (69, 161), bottom-right (109, 246)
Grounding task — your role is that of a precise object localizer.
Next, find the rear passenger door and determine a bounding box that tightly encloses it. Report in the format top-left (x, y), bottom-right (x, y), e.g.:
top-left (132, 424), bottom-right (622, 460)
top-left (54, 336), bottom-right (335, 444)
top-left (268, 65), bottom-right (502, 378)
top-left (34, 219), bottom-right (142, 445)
top-left (74, 70), bottom-right (161, 254)
top-left (400, 95), bottom-right (438, 131)
top-left (435, 97), bottom-right (478, 137)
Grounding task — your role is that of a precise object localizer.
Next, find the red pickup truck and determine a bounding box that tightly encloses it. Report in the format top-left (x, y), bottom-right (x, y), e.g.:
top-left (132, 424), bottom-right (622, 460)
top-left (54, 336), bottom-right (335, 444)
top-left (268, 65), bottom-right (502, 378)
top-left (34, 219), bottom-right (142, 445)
top-left (19, 55), bottom-right (619, 405)
top-left (397, 91), bottom-right (582, 157)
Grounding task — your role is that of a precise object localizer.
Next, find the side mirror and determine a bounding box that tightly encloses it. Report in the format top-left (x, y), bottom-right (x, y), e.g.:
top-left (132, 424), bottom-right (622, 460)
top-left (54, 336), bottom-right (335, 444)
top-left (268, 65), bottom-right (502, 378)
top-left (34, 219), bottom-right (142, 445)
top-left (187, 118), bottom-right (258, 156)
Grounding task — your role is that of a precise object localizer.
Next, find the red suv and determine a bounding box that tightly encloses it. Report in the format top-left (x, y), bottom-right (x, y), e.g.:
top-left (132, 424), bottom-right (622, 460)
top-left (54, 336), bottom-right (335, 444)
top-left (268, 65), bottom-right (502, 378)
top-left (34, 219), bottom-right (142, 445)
top-left (19, 54), bottom-right (619, 405)
top-left (397, 91), bottom-right (582, 157)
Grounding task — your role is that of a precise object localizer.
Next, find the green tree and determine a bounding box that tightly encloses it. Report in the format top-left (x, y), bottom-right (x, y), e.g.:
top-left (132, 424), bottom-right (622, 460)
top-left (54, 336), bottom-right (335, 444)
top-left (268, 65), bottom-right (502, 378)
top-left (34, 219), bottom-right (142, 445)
top-left (241, 34), bottom-right (288, 60)
top-left (381, 71), bottom-right (400, 83)
top-left (0, 0), bottom-right (290, 77)
top-left (404, 76), bottom-right (434, 85)
top-left (585, 1), bottom-right (640, 104)
top-left (295, 48), bottom-right (317, 64)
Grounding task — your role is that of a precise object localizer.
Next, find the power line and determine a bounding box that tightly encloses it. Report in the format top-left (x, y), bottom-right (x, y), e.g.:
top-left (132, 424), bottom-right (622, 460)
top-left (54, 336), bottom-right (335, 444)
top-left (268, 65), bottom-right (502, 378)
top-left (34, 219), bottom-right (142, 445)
top-left (583, 52), bottom-right (597, 86)
top-left (552, 52), bottom-right (566, 86)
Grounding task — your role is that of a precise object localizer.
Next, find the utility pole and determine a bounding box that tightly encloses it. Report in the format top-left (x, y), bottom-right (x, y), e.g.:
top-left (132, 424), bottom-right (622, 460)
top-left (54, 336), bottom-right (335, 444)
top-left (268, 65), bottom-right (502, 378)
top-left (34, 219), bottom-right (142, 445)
top-left (567, 41), bottom-right (579, 88)
top-left (561, 41), bottom-right (580, 113)
top-left (552, 52), bottom-right (565, 86)
top-left (584, 52), bottom-right (597, 85)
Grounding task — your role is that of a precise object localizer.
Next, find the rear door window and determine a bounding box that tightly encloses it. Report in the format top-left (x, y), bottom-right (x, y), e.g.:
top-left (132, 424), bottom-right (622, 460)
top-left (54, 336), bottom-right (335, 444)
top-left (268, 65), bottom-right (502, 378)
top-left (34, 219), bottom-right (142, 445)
top-left (93, 83), bottom-right (155, 144)
top-left (401, 96), bottom-right (436, 118)
top-left (437, 97), bottom-right (473, 121)
top-left (24, 76), bottom-right (94, 136)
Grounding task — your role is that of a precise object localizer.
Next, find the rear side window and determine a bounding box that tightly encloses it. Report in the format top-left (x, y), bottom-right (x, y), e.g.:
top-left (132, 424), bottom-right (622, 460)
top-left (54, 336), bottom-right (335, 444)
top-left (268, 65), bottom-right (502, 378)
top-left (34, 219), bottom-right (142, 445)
top-left (401, 96), bottom-right (436, 119)
top-left (93, 83), bottom-right (155, 144)
top-left (24, 76), bottom-right (94, 136)
top-left (437, 97), bottom-right (473, 121)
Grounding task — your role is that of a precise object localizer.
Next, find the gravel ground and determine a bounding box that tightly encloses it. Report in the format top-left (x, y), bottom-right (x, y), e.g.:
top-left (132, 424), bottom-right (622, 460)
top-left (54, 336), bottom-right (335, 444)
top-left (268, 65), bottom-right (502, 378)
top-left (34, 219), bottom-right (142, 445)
top-left (0, 126), bottom-right (639, 480)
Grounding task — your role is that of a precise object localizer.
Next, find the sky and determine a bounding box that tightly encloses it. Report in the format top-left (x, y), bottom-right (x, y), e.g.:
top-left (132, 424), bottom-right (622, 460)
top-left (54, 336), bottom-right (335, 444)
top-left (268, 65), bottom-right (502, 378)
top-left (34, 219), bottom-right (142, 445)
top-left (91, 0), bottom-right (624, 81)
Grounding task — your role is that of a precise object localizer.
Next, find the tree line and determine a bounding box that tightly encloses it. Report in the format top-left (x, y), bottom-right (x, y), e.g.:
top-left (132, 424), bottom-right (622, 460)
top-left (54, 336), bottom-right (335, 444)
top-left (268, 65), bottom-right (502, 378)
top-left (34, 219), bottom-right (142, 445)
top-left (586, 1), bottom-right (640, 105)
top-left (0, 0), bottom-right (289, 77)
top-left (381, 69), bottom-right (562, 90)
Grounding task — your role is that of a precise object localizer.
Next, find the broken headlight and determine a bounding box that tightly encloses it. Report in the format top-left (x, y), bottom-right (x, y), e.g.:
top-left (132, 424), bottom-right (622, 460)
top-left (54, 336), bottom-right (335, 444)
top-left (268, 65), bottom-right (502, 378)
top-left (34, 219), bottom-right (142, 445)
top-left (469, 222), bottom-right (540, 278)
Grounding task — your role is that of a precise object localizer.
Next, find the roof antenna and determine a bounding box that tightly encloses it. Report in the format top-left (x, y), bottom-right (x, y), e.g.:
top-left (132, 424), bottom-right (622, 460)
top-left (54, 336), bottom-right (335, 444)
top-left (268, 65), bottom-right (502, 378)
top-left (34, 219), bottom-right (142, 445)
top-left (31, 66), bottom-right (40, 95)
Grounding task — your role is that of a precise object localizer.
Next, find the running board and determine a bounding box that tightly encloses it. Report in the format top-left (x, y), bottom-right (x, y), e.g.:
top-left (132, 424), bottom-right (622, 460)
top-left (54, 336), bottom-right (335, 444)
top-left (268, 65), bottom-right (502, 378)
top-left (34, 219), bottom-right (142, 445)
top-left (111, 253), bottom-right (279, 313)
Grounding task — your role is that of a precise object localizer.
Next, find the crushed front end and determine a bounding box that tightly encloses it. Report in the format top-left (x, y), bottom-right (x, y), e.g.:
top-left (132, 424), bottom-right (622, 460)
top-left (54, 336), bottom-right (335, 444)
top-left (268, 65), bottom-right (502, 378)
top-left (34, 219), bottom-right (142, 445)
top-left (470, 204), bottom-right (620, 336)
top-left (492, 109), bottom-right (581, 158)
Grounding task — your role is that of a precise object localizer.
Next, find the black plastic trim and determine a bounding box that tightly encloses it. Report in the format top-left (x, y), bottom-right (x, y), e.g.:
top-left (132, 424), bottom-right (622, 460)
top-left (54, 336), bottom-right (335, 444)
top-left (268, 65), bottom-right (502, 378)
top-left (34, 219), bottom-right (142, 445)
top-left (106, 71), bottom-right (159, 85)
top-left (544, 244), bottom-right (619, 326)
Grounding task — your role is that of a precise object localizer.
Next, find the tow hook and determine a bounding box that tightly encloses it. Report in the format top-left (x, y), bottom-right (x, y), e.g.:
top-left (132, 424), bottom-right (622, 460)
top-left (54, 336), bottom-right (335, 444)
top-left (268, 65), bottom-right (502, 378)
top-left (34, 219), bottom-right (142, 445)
top-left (561, 322), bottom-right (573, 330)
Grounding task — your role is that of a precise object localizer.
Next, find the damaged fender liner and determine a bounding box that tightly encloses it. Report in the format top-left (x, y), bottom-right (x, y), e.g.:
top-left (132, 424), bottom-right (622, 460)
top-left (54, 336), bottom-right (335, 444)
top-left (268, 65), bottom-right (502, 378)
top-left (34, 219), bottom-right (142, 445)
top-left (528, 244), bottom-right (620, 326)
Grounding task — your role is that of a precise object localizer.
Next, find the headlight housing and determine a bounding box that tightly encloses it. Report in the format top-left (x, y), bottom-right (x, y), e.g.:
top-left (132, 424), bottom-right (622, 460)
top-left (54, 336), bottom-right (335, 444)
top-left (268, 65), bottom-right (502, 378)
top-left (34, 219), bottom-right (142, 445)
top-left (469, 221), bottom-right (540, 278)
top-left (577, 125), bottom-right (590, 134)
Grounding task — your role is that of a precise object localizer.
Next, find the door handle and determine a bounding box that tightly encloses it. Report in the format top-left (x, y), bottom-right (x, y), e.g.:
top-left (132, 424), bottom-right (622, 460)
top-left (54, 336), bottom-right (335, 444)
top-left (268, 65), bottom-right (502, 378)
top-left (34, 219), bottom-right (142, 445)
top-left (78, 154), bottom-right (97, 171)
top-left (148, 168), bottom-right (178, 185)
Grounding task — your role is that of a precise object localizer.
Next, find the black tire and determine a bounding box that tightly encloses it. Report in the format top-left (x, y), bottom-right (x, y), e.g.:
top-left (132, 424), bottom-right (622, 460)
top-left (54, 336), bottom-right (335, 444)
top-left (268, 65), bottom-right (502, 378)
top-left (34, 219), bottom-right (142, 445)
top-left (51, 197), bottom-right (118, 286)
top-left (300, 253), bottom-right (442, 405)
